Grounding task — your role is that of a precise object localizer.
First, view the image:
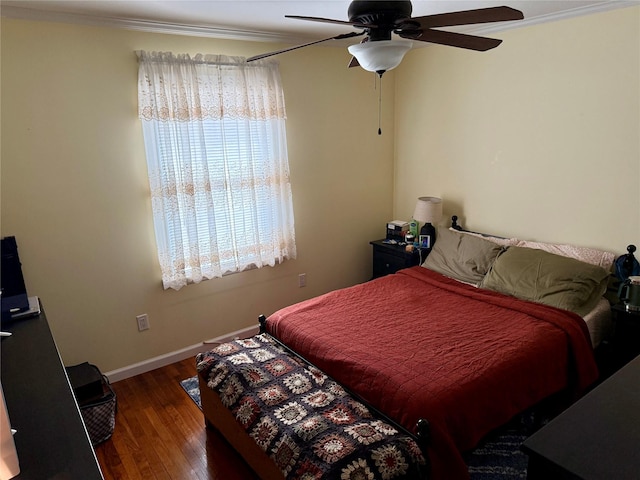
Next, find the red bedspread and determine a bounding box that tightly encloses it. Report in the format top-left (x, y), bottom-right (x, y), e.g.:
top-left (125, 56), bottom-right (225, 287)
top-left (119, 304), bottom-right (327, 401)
top-left (266, 266), bottom-right (599, 480)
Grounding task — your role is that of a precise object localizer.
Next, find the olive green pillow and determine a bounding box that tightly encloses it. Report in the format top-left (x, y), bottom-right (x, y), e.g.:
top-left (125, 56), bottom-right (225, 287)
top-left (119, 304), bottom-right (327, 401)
top-left (481, 246), bottom-right (610, 316)
top-left (422, 227), bottom-right (505, 285)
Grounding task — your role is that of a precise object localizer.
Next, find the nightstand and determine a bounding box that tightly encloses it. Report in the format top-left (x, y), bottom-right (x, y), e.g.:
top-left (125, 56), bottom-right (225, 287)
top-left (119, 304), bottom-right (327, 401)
top-left (611, 303), bottom-right (640, 366)
top-left (370, 239), bottom-right (421, 279)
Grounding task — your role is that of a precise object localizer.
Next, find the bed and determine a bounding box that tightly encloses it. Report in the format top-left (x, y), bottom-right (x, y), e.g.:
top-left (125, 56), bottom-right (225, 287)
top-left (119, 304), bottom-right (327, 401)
top-left (197, 218), bottom-right (616, 480)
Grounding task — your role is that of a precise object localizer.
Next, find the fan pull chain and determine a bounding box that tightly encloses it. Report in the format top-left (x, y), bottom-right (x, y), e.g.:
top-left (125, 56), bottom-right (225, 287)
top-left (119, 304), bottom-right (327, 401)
top-left (377, 72), bottom-right (383, 135)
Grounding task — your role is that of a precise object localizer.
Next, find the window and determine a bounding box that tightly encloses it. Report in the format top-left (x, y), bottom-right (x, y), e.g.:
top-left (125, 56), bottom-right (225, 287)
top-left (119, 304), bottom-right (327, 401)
top-left (137, 51), bottom-right (296, 290)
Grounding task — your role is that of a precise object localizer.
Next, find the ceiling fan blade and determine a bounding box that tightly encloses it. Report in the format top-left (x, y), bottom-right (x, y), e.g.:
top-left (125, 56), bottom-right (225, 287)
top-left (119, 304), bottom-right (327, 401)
top-left (247, 32), bottom-right (364, 62)
top-left (401, 29), bottom-right (502, 51)
top-left (285, 15), bottom-right (376, 29)
top-left (405, 6), bottom-right (523, 29)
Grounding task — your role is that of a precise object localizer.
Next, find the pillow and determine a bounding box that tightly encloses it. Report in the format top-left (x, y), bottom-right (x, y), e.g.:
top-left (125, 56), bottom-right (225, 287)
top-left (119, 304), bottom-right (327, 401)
top-left (481, 246), bottom-right (610, 316)
top-left (516, 239), bottom-right (615, 271)
top-left (423, 227), bottom-right (505, 285)
top-left (449, 227), bottom-right (519, 247)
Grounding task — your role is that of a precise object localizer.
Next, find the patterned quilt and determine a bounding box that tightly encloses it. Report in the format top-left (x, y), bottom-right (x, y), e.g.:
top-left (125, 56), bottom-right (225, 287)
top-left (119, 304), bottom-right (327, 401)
top-left (196, 334), bottom-right (428, 480)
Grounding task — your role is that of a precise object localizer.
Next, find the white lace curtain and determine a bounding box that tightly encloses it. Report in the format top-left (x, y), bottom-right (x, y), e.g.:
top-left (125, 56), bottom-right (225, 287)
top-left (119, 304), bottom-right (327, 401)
top-left (137, 51), bottom-right (296, 290)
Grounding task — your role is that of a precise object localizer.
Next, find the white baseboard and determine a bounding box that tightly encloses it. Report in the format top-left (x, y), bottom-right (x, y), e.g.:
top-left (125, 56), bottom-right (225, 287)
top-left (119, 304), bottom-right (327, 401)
top-left (104, 324), bottom-right (259, 383)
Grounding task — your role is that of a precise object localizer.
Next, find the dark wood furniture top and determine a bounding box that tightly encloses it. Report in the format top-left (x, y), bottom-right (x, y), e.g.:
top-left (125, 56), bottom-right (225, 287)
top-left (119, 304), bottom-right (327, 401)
top-left (1, 304), bottom-right (104, 479)
top-left (522, 353), bottom-right (640, 480)
top-left (370, 239), bottom-right (421, 278)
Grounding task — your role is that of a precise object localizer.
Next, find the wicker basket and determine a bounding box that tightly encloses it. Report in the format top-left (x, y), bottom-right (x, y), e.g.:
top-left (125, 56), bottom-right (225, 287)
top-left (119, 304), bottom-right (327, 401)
top-left (79, 380), bottom-right (116, 445)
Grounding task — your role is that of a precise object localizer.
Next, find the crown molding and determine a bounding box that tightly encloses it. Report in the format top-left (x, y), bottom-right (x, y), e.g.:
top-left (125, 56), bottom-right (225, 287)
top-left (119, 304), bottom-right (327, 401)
top-left (0, 5), bottom-right (313, 44)
top-left (469, 0), bottom-right (638, 36)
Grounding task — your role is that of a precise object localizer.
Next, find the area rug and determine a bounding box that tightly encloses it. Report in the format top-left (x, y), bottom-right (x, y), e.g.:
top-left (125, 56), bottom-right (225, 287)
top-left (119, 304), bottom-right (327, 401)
top-left (180, 376), bottom-right (201, 408)
top-left (463, 419), bottom-right (531, 480)
top-left (180, 376), bottom-right (532, 479)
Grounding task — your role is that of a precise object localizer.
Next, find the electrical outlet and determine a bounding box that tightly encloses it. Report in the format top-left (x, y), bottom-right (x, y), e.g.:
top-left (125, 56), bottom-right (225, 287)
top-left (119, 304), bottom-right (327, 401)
top-left (298, 273), bottom-right (306, 287)
top-left (136, 314), bottom-right (150, 331)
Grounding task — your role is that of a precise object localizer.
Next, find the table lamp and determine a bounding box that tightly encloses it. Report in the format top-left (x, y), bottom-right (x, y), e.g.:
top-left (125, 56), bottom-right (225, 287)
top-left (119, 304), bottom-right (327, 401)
top-left (413, 197), bottom-right (443, 250)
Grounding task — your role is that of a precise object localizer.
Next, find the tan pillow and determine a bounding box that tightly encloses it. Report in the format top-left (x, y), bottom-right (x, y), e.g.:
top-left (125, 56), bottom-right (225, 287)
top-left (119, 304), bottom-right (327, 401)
top-left (423, 227), bottom-right (505, 285)
top-left (481, 246), bottom-right (610, 316)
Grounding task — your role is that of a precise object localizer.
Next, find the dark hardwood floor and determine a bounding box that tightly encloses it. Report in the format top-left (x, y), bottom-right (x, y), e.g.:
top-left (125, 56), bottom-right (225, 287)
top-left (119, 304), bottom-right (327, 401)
top-left (95, 357), bottom-right (259, 480)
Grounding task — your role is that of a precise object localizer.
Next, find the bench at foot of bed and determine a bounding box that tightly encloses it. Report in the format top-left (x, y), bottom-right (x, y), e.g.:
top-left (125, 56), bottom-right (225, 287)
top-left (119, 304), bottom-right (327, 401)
top-left (196, 333), bottom-right (429, 480)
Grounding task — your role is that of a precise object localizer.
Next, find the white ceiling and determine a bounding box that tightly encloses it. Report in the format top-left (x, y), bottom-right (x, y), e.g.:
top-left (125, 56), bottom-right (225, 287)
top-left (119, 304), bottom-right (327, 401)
top-left (1, 0), bottom-right (636, 45)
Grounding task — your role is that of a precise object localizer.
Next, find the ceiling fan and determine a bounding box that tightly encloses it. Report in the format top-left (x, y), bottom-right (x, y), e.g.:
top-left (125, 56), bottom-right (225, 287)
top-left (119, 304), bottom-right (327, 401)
top-left (247, 0), bottom-right (524, 74)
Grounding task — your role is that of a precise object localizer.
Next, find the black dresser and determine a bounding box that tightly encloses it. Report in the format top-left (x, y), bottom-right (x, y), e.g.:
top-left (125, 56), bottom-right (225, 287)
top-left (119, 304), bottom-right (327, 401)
top-left (522, 353), bottom-right (640, 480)
top-left (1, 303), bottom-right (103, 479)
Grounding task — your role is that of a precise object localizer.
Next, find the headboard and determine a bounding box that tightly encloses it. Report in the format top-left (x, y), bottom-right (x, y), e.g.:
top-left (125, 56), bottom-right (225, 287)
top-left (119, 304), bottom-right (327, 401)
top-left (450, 215), bottom-right (508, 240)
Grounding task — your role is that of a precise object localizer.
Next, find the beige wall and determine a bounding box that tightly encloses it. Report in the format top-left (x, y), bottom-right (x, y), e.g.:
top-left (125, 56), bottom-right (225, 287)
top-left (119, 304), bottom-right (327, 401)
top-left (1, 19), bottom-right (395, 371)
top-left (3, 6), bottom-right (639, 374)
top-left (394, 6), bottom-right (640, 254)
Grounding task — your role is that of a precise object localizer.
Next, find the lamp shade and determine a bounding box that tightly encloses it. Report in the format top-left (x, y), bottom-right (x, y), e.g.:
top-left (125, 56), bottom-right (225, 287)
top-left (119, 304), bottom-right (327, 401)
top-left (413, 197), bottom-right (443, 225)
top-left (347, 40), bottom-right (413, 74)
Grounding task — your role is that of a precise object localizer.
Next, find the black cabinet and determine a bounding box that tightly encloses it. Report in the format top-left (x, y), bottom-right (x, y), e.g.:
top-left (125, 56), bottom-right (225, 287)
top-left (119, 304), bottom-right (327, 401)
top-left (1, 303), bottom-right (104, 479)
top-left (522, 354), bottom-right (640, 480)
top-left (370, 239), bottom-right (421, 279)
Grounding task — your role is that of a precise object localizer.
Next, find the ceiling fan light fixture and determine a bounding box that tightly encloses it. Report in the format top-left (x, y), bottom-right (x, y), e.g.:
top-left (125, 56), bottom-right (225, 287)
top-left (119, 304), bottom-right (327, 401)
top-left (348, 39), bottom-right (413, 74)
